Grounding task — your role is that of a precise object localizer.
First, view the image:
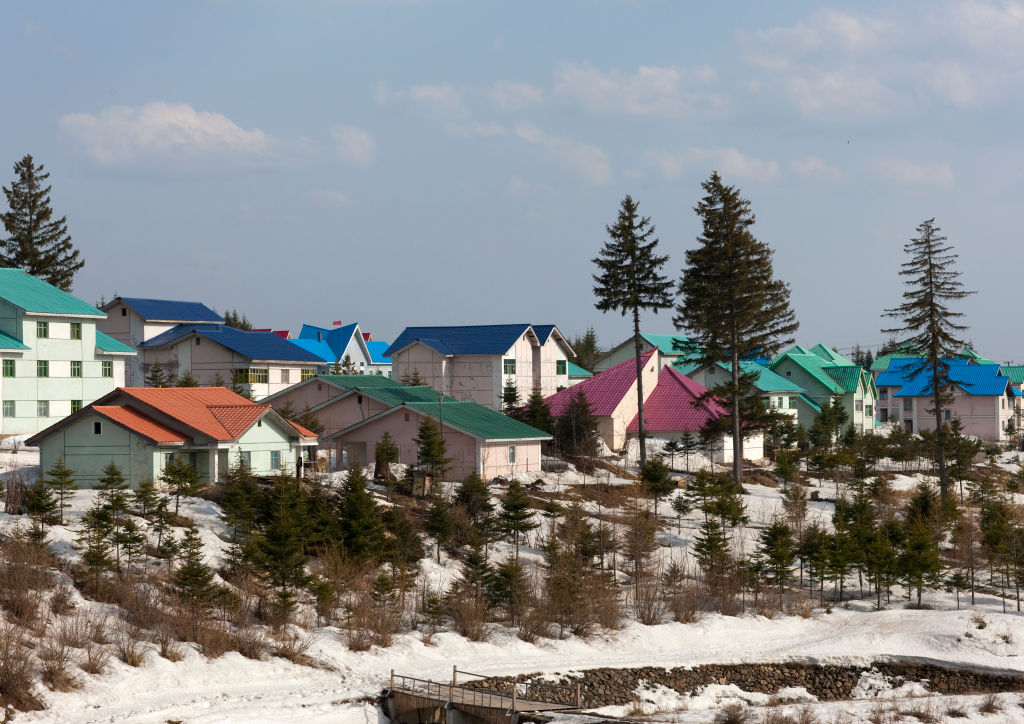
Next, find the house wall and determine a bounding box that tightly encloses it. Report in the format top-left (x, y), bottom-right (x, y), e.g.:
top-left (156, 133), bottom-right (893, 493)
top-left (391, 344), bottom-right (452, 396)
top-left (593, 355), bottom-right (660, 451)
top-left (538, 336), bottom-right (571, 396)
top-left (333, 409), bottom-right (481, 479)
top-left (594, 340), bottom-right (656, 372)
top-left (96, 303), bottom-right (176, 385)
top-left (642, 431), bottom-right (764, 463)
top-left (480, 440), bottom-right (543, 478)
top-left (687, 365), bottom-right (800, 419)
top-left (268, 389), bottom-right (393, 440)
top-left (770, 360), bottom-right (876, 434)
top-left (0, 303), bottom-right (125, 436)
top-left (37, 412), bottom-right (159, 487)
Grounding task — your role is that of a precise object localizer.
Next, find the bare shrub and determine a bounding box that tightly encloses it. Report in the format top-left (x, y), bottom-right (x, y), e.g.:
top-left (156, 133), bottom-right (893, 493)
top-left (38, 638), bottom-right (79, 691)
top-left (589, 575), bottom-right (623, 631)
top-left (153, 628), bottom-right (186, 662)
top-left (866, 702), bottom-right (898, 724)
top-left (631, 579), bottom-right (667, 625)
top-left (793, 707), bottom-right (820, 724)
top-left (667, 581), bottom-right (703, 624)
top-left (944, 704), bottom-right (968, 718)
top-left (784, 594), bottom-right (816, 619)
top-left (193, 622), bottom-right (232, 659)
top-left (55, 613), bottom-right (92, 649)
top-left (87, 613), bottom-right (110, 645)
top-left (49, 584), bottom-right (76, 616)
top-left (0, 623), bottom-right (41, 711)
top-left (273, 629), bottom-right (313, 664)
top-left (231, 627), bottom-right (269, 661)
top-left (971, 613), bottom-right (987, 629)
top-left (753, 594), bottom-right (779, 619)
top-left (903, 700), bottom-right (939, 722)
top-left (113, 620), bottom-right (147, 667)
top-left (447, 592), bottom-right (489, 642)
top-left (978, 693), bottom-right (1002, 714)
top-left (516, 598), bottom-right (552, 643)
top-left (79, 642), bottom-right (110, 675)
top-left (714, 702), bottom-right (756, 724)
top-left (761, 709), bottom-right (796, 724)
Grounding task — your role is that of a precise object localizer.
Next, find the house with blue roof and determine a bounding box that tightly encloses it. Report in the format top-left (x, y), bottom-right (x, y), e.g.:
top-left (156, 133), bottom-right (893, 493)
top-left (98, 296), bottom-right (224, 385)
top-left (0, 270), bottom-right (135, 435)
top-left (875, 357), bottom-right (1021, 441)
top-left (288, 322), bottom-right (391, 377)
top-left (385, 324), bottom-right (573, 410)
top-left (593, 333), bottom-right (693, 372)
top-left (138, 324), bottom-right (323, 400)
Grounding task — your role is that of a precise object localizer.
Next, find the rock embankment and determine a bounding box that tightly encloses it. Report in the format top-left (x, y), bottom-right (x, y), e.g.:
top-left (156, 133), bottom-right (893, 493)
top-left (462, 662), bottom-right (1024, 707)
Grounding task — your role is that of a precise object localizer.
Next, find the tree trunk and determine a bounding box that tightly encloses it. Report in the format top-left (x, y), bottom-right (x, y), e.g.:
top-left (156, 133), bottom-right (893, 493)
top-left (633, 310), bottom-right (648, 469)
top-left (731, 349), bottom-right (742, 486)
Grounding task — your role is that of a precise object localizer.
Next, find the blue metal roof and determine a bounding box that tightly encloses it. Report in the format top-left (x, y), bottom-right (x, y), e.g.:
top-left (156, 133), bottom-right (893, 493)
top-left (296, 323), bottom-right (359, 363)
top-left (140, 324), bottom-right (324, 363)
top-left (365, 340), bottom-right (392, 364)
top-left (385, 324), bottom-right (535, 357)
top-left (288, 337), bottom-right (334, 363)
top-left (117, 297), bottom-right (223, 323)
top-left (879, 358), bottom-right (1013, 397)
top-left (532, 325), bottom-right (556, 344)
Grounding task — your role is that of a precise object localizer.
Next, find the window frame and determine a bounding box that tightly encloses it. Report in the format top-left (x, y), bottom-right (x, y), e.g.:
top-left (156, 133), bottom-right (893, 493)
top-left (239, 450), bottom-right (252, 468)
top-left (556, 359), bottom-right (567, 375)
top-left (301, 369), bottom-right (314, 381)
top-left (37, 360), bottom-right (49, 378)
top-left (2, 360), bottom-right (13, 378)
top-left (70, 322), bottom-right (82, 340)
top-left (2, 400), bottom-right (14, 418)
top-left (36, 321), bottom-right (48, 339)
top-left (508, 444), bottom-right (516, 464)
top-left (503, 358), bottom-right (516, 375)
top-left (101, 360), bottom-right (113, 378)
top-left (36, 400), bottom-right (49, 417)
top-left (71, 400), bottom-right (82, 413)
top-left (71, 360), bottom-right (82, 378)
top-left (271, 450), bottom-right (281, 470)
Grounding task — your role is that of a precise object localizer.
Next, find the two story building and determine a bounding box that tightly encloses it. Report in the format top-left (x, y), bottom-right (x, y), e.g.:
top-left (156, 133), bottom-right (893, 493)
top-left (0, 270), bottom-right (133, 436)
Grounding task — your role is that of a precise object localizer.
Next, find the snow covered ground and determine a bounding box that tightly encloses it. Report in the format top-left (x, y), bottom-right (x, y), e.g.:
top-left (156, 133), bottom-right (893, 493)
top-left (3, 448), bottom-right (1024, 723)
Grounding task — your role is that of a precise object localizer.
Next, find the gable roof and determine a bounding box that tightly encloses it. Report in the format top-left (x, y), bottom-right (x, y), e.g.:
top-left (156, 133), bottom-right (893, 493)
top-left (627, 367), bottom-right (724, 432)
top-left (640, 333), bottom-right (691, 355)
top-left (385, 324), bottom-right (558, 357)
top-left (365, 340), bottom-right (392, 365)
top-left (771, 347), bottom-right (870, 396)
top-left (95, 330), bottom-right (135, 354)
top-left (113, 297), bottom-right (223, 323)
top-left (546, 350), bottom-right (656, 417)
top-left (1001, 365), bottom-right (1024, 385)
top-left (878, 358), bottom-right (1014, 397)
top-left (0, 269), bottom-right (104, 317)
top-left (673, 359), bottom-right (804, 394)
top-left (0, 330), bottom-right (29, 350)
top-left (567, 362), bottom-right (592, 378)
top-left (139, 324), bottom-right (323, 363)
top-left (295, 322), bottom-right (364, 364)
top-left (91, 405), bottom-right (188, 444)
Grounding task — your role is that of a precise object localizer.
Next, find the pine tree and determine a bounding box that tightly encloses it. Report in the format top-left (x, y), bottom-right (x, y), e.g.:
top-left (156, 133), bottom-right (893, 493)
top-left (694, 517), bottom-right (731, 578)
top-left (176, 369), bottom-right (200, 387)
top-left (641, 457), bottom-right (674, 514)
top-left (257, 477), bottom-right (310, 618)
top-left (883, 219), bottom-right (975, 500)
top-left (43, 456), bottom-right (77, 525)
top-left (670, 493), bottom-right (691, 533)
top-left (338, 463), bottom-right (385, 562)
top-left (373, 430), bottom-right (400, 482)
top-left (95, 461), bottom-right (132, 571)
top-left (569, 327), bottom-right (601, 372)
top-left (501, 377), bottom-right (521, 414)
top-left (414, 416), bottom-right (451, 478)
top-left (1, 155), bottom-right (83, 289)
top-left (24, 481), bottom-right (58, 542)
top-left (223, 309), bottom-right (253, 331)
top-left (553, 387), bottom-right (599, 466)
top-left (675, 172), bottom-right (799, 486)
top-left (662, 439), bottom-right (682, 471)
top-left (593, 195), bottom-right (674, 467)
top-left (76, 517), bottom-right (112, 586)
top-left (400, 368), bottom-right (426, 386)
top-left (758, 518), bottom-right (796, 602)
top-left (425, 494), bottom-right (454, 563)
top-left (498, 481), bottom-right (538, 559)
top-left (340, 354), bottom-right (358, 375)
top-left (455, 473), bottom-right (496, 541)
top-left (383, 507), bottom-right (424, 575)
top-left (132, 479), bottom-right (160, 517)
top-left (521, 387), bottom-right (554, 434)
top-left (160, 459), bottom-right (200, 515)
top-left (174, 526), bottom-right (220, 633)
top-left (145, 361), bottom-right (168, 388)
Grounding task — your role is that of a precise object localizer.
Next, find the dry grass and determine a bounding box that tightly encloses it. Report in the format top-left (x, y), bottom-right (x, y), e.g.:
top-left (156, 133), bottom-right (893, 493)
top-left (55, 613), bottom-right (92, 649)
top-left (113, 620), bottom-right (147, 667)
top-left (945, 704), bottom-right (968, 718)
top-left (631, 580), bottom-right (667, 625)
top-left (154, 628), bottom-right (186, 662)
top-left (978, 692), bottom-right (1002, 714)
top-left (231, 627), bottom-right (269, 661)
top-left (446, 593), bottom-right (489, 642)
top-left (79, 642), bottom-right (110, 675)
top-left (903, 700), bottom-right (939, 722)
top-left (0, 623), bottom-right (41, 711)
top-left (667, 581), bottom-right (703, 624)
top-left (38, 638), bottom-right (79, 692)
top-left (272, 629), bottom-right (314, 664)
top-left (49, 584), bottom-right (76, 616)
top-left (713, 702), bottom-right (756, 724)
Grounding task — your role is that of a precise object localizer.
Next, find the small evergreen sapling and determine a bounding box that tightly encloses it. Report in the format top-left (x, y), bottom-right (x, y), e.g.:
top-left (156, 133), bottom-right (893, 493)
top-left (159, 459), bottom-right (200, 515)
top-left (44, 457), bottom-right (77, 525)
top-left (426, 494), bottom-right (454, 563)
top-left (498, 481), bottom-right (538, 560)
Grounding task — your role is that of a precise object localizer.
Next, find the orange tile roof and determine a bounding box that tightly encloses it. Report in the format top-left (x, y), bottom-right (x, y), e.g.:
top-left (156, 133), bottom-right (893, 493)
top-left (287, 419), bottom-right (318, 438)
top-left (208, 404), bottom-right (270, 438)
top-left (92, 406), bottom-right (188, 444)
top-left (118, 387), bottom-right (267, 441)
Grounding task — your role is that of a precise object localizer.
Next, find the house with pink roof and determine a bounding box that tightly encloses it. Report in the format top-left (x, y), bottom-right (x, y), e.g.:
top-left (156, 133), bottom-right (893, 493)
top-left (545, 352), bottom-right (764, 462)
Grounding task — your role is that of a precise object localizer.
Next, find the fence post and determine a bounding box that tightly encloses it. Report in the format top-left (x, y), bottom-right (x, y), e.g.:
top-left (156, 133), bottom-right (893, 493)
top-left (512, 683), bottom-right (517, 712)
top-left (576, 682), bottom-right (581, 708)
top-left (452, 665), bottom-right (457, 687)
top-left (390, 669), bottom-right (395, 692)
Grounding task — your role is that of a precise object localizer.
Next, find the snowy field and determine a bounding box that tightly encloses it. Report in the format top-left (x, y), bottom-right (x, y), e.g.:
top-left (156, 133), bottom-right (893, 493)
top-left (2, 444), bottom-right (1024, 723)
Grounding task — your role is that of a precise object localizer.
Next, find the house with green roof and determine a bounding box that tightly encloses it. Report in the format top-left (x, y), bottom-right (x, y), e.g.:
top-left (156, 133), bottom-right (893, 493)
top-left (323, 397), bottom-right (551, 479)
top-left (674, 359), bottom-right (810, 421)
top-left (567, 361), bottom-right (593, 387)
top-left (593, 333), bottom-right (692, 373)
top-left (0, 270), bottom-right (135, 436)
top-left (770, 344), bottom-right (878, 434)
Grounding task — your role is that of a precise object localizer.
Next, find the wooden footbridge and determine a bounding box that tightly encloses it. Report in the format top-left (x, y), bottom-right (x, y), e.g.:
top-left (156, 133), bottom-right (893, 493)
top-left (382, 667), bottom-right (582, 724)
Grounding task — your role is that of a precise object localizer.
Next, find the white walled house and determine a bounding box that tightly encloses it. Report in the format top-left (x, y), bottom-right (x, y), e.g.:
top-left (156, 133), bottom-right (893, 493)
top-left (288, 323), bottom-right (382, 375)
top-left (593, 333), bottom-right (691, 372)
top-left (138, 324), bottom-right (323, 400)
top-left (0, 270), bottom-right (133, 436)
top-left (385, 324), bottom-right (573, 410)
top-left (97, 297), bottom-right (223, 386)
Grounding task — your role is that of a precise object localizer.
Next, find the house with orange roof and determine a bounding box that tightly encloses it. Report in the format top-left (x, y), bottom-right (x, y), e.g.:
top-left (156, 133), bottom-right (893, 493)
top-left (27, 387), bottom-right (317, 487)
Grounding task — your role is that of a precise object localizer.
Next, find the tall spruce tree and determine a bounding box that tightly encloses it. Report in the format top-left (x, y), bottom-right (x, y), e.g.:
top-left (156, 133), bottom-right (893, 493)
top-left (593, 195), bottom-right (674, 467)
top-left (498, 480), bottom-right (538, 560)
top-left (1, 155), bottom-right (83, 290)
top-left (570, 327), bottom-right (601, 371)
top-left (414, 416), bottom-right (451, 478)
top-left (883, 218), bottom-right (975, 500)
top-left (675, 172), bottom-right (799, 486)
top-left (43, 457), bottom-right (77, 525)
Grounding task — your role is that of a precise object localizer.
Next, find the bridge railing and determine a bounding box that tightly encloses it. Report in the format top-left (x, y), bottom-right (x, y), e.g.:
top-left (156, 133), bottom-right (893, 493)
top-left (389, 668), bottom-right (582, 711)
top-left (454, 668), bottom-right (583, 708)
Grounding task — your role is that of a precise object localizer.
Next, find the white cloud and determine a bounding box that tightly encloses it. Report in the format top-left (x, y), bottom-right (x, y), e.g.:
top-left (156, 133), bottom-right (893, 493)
top-left (867, 157), bottom-right (955, 187)
top-left (59, 102), bottom-right (270, 165)
top-left (514, 124), bottom-right (611, 186)
top-left (330, 125), bottom-right (376, 166)
top-left (308, 188), bottom-right (353, 207)
top-left (648, 147), bottom-right (779, 183)
top-left (376, 81), bottom-right (468, 118)
top-left (444, 121), bottom-right (506, 139)
top-left (489, 81), bottom-right (543, 111)
top-left (553, 62), bottom-right (723, 118)
top-left (791, 156), bottom-right (843, 182)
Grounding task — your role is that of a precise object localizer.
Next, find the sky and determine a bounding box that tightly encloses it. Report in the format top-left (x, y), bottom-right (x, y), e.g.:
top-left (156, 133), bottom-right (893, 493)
top-left (1, 1), bottom-right (1022, 362)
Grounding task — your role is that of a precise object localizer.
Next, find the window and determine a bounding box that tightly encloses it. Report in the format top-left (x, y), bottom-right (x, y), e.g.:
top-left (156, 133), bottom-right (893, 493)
top-left (250, 368), bottom-right (268, 385)
top-left (503, 358), bottom-right (516, 375)
top-left (37, 360), bottom-right (49, 377)
top-left (2, 360), bottom-right (13, 378)
top-left (903, 398), bottom-right (913, 412)
top-left (101, 360), bottom-right (113, 378)
top-left (70, 322), bottom-right (82, 340)
top-left (788, 396), bottom-right (796, 409)
top-left (36, 400), bottom-right (49, 417)
top-left (2, 401), bottom-right (13, 417)
top-left (195, 337), bottom-right (201, 345)
top-left (164, 453), bottom-right (175, 467)
top-left (944, 409), bottom-right (952, 420)
top-left (121, 307), bottom-right (127, 316)
top-left (1001, 398), bottom-right (1006, 409)
top-left (280, 369), bottom-right (290, 384)
top-left (271, 450), bottom-right (281, 470)
top-left (777, 396), bottom-right (784, 408)
top-left (239, 451), bottom-right (251, 468)
top-left (301, 369), bottom-right (314, 381)
top-left (855, 399), bottom-right (863, 412)
top-left (71, 361), bottom-right (82, 378)
top-left (36, 321), bottom-right (48, 338)
top-left (880, 409), bottom-right (889, 423)
top-left (556, 360), bottom-right (567, 375)
top-left (508, 445), bottom-right (516, 464)
top-left (880, 389), bottom-right (888, 400)
top-left (93, 421), bottom-right (102, 434)
top-left (865, 404), bottom-right (873, 418)
top-left (760, 396), bottom-right (769, 407)
top-left (71, 400), bottom-right (82, 413)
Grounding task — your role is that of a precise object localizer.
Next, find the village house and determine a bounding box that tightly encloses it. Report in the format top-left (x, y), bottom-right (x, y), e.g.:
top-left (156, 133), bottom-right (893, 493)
top-left (97, 296), bottom-right (223, 385)
top-left (288, 322), bottom-right (391, 376)
top-left (567, 361), bottom-right (592, 387)
top-left (770, 344), bottom-right (878, 434)
top-left (137, 324), bottom-right (323, 399)
top-left (674, 359), bottom-right (811, 421)
top-left (385, 324), bottom-right (573, 410)
top-left (26, 386), bottom-right (317, 487)
top-left (874, 358), bottom-right (1021, 441)
top-left (0, 270), bottom-right (134, 436)
top-left (592, 333), bottom-right (691, 372)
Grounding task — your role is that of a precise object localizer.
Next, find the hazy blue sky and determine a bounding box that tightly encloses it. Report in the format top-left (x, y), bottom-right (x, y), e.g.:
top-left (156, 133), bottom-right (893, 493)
top-left (1, 1), bottom-right (1021, 361)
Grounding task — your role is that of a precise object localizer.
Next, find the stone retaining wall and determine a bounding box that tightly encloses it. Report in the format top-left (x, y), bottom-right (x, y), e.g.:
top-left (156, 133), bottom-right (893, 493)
top-left (463, 662), bottom-right (1024, 707)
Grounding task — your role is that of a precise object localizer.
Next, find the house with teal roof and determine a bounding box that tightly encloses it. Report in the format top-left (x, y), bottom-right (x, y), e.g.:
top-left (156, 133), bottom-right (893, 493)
top-left (593, 332), bottom-right (693, 372)
top-left (0, 270), bottom-right (135, 436)
top-left (567, 361), bottom-right (592, 387)
top-left (770, 344), bottom-right (878, 434)
top-left (674, 359), bottom-right (812, 421)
